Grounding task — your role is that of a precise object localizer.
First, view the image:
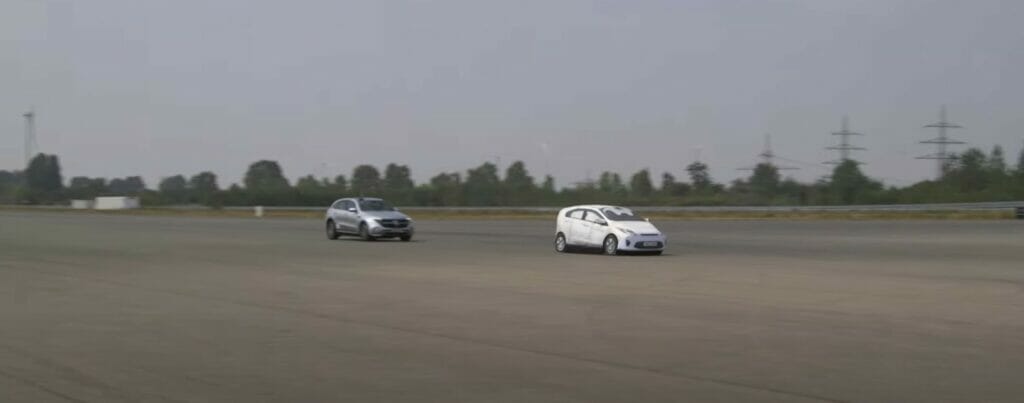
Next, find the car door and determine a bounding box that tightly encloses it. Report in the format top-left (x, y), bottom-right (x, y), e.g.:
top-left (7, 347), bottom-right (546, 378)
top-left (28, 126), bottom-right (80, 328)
top-left (565, 209), bottom-right (586, 245)
top-left (573, 210), bottom-right (601, 247)
top-left (329, 200), bottom-right (346, 230)
top-left (339, 200), bottom-right (358, 232)
top-left (581, 210), bottom-right (608, 246)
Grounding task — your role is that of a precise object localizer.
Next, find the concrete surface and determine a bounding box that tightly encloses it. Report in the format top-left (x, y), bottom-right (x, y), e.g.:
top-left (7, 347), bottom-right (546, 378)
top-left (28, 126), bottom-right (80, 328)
top-left (2, 211), bottom-right (1023, 402)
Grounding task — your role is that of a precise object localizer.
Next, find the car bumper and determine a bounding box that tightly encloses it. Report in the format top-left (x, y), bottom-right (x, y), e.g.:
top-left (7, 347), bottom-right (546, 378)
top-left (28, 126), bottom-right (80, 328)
top-left (618, 235), bottom-right (666, 251)
top-left (370, 226), bottom-right (414, 237)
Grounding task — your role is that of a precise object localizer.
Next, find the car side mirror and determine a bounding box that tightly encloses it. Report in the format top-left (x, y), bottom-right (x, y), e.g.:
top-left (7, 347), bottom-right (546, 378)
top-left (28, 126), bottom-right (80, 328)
top-left (596, 219), bottom-right (608, 226)
top-left (347, 208), bottom-right (357, 213)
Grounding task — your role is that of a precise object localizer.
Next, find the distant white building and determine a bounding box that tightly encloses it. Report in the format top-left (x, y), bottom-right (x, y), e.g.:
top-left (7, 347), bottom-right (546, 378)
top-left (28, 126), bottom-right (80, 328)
top-left (94, 196), bottom-right (141, 210)
top-left (70, 199), bottom-right (95, 209)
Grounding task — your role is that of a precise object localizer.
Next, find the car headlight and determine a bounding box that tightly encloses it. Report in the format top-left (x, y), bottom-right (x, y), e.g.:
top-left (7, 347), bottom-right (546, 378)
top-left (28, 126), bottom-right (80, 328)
top-left (615, 227), bottom-right (636, 235)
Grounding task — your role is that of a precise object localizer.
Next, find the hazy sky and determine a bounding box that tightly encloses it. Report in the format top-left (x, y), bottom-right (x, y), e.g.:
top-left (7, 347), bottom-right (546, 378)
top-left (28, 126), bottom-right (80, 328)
top-left (3, 0), bottom-right (1023, 188)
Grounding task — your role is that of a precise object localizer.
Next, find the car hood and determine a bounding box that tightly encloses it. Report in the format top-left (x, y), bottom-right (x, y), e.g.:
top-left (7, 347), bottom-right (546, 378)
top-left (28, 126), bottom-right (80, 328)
top-left (361, 211), bottom-right (411, 220)
top-left (611, 220), bottom-right (661, 234)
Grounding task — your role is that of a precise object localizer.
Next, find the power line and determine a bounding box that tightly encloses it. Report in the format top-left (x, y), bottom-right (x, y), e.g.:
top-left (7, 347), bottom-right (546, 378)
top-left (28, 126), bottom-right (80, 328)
top-left (739, 134), bottom-right (799, 171)
top-left (917, 105), bottom-right (965, 178)
top-left (775, 156), bottom-right (831, 172)
top-left (825, 115), bottom-right (865, 165)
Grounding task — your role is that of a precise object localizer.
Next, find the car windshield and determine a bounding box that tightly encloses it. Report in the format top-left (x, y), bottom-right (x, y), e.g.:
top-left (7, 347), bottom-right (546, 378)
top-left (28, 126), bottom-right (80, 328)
top-left (359, 200), bottom-right (395, 211)
top-left (601, 207), bottom-right (645, 222)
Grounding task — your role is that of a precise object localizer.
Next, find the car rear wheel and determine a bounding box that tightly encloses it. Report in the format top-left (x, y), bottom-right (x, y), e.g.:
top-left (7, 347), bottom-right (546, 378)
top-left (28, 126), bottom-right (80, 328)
top-left (603, 235), bottom-right (619, 255)
top-left (554, 233), bottom-right (568, 253)
top-left (359, 222), bottom-right (375, 241)
top-left (326, 220), bottom-right (339, 240)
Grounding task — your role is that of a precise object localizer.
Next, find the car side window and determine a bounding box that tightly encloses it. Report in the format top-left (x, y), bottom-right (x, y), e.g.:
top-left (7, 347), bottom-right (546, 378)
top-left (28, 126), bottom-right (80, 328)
top-left (342, 200), bottom-right (355, 211)
top-left (332, 200), bottom-right (345, 209)
top-left (584, 210), bottom-right (605, 224)
top-left (568, 210), bottom-right (584, 220)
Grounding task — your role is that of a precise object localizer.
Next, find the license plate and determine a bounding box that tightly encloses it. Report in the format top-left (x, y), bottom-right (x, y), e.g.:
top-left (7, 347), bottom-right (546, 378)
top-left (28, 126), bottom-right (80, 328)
top-left (641, 241), bottom-right (658, 247)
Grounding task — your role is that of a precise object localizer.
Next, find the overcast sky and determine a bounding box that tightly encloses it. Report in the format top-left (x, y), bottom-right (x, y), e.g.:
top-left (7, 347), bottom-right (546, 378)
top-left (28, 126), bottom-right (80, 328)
top-left (3, 0), bottom-right (1023, 188)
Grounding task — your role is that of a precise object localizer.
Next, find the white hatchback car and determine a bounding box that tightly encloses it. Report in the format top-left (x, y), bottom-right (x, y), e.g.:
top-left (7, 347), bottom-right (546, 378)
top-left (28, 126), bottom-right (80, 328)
top-left (554, 205), bottom-right (666, 255)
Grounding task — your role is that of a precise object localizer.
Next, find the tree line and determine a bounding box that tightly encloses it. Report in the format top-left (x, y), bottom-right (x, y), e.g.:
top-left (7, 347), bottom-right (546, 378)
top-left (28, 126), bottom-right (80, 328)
top-left (3, 145), bottom-right (1024, 207)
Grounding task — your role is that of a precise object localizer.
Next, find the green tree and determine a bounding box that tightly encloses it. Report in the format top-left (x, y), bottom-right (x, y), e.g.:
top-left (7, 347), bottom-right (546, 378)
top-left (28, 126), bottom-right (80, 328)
top-left (333, 175), bottom-right (348, 194)
top-left (748, 163), bottom-right (780, 200)
top-left (108, 176), bottom-right (146, 196)
top-left (67, 177), bottom-right (107, 200)
top-left (686, 161), bottom-right (713, 192)
top-left (23, 153), bottom-right (63, 203)
top-left (383, 164), bottom-right (414, 190)
top-left (598, 172), bottom-right (625, 194)
top-left (189, 171), bottom-right (219, 205)
top-left (949, 148), bottom-right (988, 192)
top-left (351, 165), bottom-right (382, 196)
top-left (1017, 144), bottom-right (1024, 175)
top-left (222, 183), bottom-right (247, 205)
top-left (988, 145), bottom-right (1007, 174)
top-left (244, 160), bottom-right (290, 191)
top-left (243, 160), bottom-right (291, 205)
top-left (383, 163), bottom-right (414, 204)
top-left (629, 169), bottom-right (654, 199)
top-left (295, 174), bottom-right (334, 205)
top-left (541, 175), bottom-right (555, 193)
top-left (464, 162), bottom-right (500, 205)
top-left (660, 172), bottom-right (690, 197)
top-left (158, 175), bottom-right (189, 204)
top-left (503, 161), bottom-right (536, 204)
top-left (0, 170), bottom-right (23, 203)
top-left (429, 172), bottom-right (462, 206)
top-left (540, 175), bottom-right (557, 202)
top-left (828, 160), bottom-right (876, 204)
top-left (779, 178), bottom-right (810, 205)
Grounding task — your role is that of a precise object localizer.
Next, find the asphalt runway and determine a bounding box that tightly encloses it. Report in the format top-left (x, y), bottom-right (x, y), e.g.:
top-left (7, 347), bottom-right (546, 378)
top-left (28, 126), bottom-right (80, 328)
top-left (2, 211), bottom-right (1023, 402)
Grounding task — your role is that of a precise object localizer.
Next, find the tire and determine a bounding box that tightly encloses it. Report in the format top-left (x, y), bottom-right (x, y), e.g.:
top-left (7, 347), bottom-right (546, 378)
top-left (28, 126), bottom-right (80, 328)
top-left (603, 235), bottom-right (619, 255)
top-left (400, 235), bottom-right (412, 242)
top-left (358, 222), bottom-right (375, 241)
top-left (554, 233), bottom-right (568, 253)
top-left (326, 220), bottom-right (339, 240)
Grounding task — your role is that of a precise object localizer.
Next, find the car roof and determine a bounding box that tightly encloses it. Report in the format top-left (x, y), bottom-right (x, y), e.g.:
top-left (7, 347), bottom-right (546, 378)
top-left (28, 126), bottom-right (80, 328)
top-left (560, 204), bottom-right (620, 211)
top-left (332, 197), bottom-right (384, 205)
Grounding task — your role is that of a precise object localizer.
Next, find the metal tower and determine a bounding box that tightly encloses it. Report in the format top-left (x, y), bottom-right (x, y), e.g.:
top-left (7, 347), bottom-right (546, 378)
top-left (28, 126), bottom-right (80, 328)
top-left (917, 106), bottom-right (965, 177)
top-left (23, 109), bottom-right (37, 168)
top-left (739, 134), bottom-right (799, 171)
top-left (825, 116), bottom-right (865, 165)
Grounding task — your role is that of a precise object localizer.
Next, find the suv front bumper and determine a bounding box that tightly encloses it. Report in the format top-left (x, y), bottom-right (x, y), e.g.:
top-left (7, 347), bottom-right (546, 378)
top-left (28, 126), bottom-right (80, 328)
top-left (370, 225), bottom-right (414, 237)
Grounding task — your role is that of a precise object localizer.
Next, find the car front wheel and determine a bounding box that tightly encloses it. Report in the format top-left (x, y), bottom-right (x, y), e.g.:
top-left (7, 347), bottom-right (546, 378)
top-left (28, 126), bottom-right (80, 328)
top-left (603, 235), bottom-right (619, 255)
top-left (359, 222), bottom-right (375, 241)
top-left (554, 233), bottom-right (568, 253)
top-left (326, 220), bottom-right (339, 240)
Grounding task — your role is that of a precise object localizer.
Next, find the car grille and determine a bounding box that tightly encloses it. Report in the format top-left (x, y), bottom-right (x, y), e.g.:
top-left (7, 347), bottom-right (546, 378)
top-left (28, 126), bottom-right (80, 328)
top-left (641, 233), bottom-right (660, 236)
top-left (378, 219), bottom-right (410, 228)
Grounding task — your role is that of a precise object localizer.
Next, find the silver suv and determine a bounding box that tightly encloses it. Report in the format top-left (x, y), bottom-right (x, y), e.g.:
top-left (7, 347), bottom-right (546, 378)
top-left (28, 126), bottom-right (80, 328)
top-left (325, 197), bottom-right (414, 241)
